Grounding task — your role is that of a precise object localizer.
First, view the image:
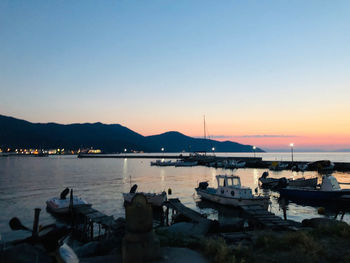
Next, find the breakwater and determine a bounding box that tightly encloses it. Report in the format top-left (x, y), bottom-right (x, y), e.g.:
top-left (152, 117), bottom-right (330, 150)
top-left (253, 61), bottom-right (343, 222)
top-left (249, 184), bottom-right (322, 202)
top-left (77, 154), bottom-right (350, 172)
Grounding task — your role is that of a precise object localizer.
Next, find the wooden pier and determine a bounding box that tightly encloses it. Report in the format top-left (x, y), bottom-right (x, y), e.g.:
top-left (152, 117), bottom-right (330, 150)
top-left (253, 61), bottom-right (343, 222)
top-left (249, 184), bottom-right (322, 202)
top-left (240, 204), bottom-right (294, 229)
top-left (72, 206), bottom-right (118, 241)
top-left (163, 198), bottom-right (213, 233)
top-left (164, 198), bottom-right (295, 231)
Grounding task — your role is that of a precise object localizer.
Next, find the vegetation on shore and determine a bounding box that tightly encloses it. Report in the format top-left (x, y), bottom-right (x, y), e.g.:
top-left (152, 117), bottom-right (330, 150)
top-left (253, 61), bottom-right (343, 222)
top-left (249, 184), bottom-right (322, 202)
top-left (157, 221), bottom-right (350, 263)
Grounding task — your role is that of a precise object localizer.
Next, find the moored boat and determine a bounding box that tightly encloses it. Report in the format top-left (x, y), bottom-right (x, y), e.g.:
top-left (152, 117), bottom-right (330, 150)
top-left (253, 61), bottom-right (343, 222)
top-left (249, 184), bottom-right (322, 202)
top-left (259, 171), bottom-right (318, 189)
top-left (123, 184), bottom-right (167, 207)
top-left (46, 188), bottom-right (91, 214)
top-left (279, 175), bottom-right (350, 201)
top-left (150, 160), bottom-right (175, 166)
top-left (196, 175), bottom-right (270, 209)
top-left (175, 160), bottom-right (198, 167)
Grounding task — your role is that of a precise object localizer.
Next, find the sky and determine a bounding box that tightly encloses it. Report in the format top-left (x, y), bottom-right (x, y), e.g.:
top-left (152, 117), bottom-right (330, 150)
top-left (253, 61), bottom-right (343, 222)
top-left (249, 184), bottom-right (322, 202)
top-left (1, 0), bottom-right (349, 151)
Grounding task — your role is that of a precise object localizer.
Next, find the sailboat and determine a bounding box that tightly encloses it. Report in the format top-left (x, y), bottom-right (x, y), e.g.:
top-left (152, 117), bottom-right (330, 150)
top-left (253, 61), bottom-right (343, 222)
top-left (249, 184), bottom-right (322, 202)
top-left (185, 116), bottom-right (216, 164)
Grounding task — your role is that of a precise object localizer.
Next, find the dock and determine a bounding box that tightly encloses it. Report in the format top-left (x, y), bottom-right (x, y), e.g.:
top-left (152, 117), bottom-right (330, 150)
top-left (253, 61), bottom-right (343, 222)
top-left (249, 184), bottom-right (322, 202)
top-left (240, 204), bottom-right (294, 229)
top-left (72, 205), bottom-right (118, 241)
top-left (164, 198), bottom-right (212, 226)
top-left (163, 198), bottom-right (295, 231)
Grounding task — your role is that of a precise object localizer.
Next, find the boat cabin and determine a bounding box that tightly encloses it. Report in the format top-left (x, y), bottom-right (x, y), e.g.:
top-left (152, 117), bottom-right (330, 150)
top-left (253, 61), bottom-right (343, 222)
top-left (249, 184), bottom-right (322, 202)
top-left (215, 175), bottom-right (253, 198)
top-left (216, 175), bottom-right (242, 188)
top-left (320, 175), bottom-right (341, 191)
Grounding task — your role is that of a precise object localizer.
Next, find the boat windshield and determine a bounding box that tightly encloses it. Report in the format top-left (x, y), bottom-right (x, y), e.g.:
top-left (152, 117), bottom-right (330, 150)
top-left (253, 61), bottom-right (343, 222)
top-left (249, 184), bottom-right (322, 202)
top-left (218, 177), bottom-right (226, 186)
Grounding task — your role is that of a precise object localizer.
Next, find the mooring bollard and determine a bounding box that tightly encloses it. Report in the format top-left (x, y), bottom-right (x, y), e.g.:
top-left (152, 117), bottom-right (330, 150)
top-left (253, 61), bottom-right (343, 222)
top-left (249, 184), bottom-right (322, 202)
top-left (122, 194), bottom-right (161, 263)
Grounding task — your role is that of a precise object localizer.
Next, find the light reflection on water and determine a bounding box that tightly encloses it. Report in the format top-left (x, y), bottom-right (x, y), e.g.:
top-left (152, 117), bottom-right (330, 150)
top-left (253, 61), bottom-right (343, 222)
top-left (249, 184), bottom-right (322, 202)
top-left (0, 155), bottom-right (350, 241)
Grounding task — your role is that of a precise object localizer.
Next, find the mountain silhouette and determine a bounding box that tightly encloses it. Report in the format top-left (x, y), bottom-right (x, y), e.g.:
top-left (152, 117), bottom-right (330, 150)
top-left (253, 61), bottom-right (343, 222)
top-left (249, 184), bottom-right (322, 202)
top-left (0, 115), bottom-right (264, 153)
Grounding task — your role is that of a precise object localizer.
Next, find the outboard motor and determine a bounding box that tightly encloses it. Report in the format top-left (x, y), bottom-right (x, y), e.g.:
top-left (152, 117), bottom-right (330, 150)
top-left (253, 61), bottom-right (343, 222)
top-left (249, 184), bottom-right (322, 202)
top-left (261, 171), bottom-right (269, 179)
top-left (60, 188), bottom-right (70, 200)
top-left (198, 182), bottom-right (209, 190)
top-left (130, 184), bottom-right (138, 193)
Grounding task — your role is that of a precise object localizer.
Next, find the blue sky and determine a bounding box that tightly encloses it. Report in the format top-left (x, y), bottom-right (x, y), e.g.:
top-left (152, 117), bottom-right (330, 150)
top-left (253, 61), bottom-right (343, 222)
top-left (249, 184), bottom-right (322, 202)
top-left (1, 0), bottom-right (349, 150)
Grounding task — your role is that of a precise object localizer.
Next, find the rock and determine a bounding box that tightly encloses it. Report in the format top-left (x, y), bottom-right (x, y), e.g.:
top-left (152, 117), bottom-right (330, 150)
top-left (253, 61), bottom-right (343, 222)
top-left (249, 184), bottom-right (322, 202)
top-left (302, 217), bottom-right (348, 228)
top-left (218, 218), bottom-right (245, 232)
top-left (75, 241), bottom-right (100, 258)
top-left (0, 243), bottom-right (53, 263)
top-left (75, 236), bottom-right (122, 258)
top-left (167, 222), bottom-right (210, 236)
top-left (79, 254), bottom-right (122, 263)
top-left (156, 247), bottom-right (209, 263)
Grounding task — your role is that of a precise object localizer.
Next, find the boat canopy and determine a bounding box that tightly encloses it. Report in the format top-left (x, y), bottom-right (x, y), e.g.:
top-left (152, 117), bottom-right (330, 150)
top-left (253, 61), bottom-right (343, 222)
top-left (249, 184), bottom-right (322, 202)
top-left (216, 175), bottom-right (241, 188)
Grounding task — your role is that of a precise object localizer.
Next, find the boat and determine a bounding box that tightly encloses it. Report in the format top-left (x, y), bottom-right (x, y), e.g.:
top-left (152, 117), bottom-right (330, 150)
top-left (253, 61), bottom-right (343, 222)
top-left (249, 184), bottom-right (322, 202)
top-left (306, 160), bottom-right (335, 173)
top-left (123, 184), bottom-right (167, 207)
top-left (259, 171), bottom-right (318, 189)
top-left (175, 160), bottom-right (198, 167)
top-left (150, 160), bottom-right (175, 166)
top-left (269, 161), bottom-right (289, 171)
top-left (196, 175), bottom-right (270, 209)
top-left (279, 175), bottom-right (350, 201)
top-left (46, 188), bottom-right (91, 214)
top-left (235, 160), bottom-right (246, 168)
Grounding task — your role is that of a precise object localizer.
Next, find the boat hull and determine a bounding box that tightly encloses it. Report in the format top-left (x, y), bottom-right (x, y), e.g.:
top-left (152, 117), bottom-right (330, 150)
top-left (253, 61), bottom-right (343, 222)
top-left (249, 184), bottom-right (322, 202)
top-left (46, 197), bottom-right (91, 214)
top-left (123, 192), bottom-right (167, 207)
top-left (196, 188), bottom-right (269, 209)
top-left (279, 188), bottom-right (350, 201)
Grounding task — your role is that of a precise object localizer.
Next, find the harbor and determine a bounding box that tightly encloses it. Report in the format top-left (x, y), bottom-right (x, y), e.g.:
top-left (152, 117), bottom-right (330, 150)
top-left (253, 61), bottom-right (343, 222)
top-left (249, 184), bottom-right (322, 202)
top-left (1, 154), bottom-right (350, 262)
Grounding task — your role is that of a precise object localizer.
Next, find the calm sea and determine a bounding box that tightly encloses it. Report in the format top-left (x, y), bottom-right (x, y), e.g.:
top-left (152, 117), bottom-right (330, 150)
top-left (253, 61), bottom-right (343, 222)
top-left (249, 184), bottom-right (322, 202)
top-left (1, 152), bottom-right (350, 242)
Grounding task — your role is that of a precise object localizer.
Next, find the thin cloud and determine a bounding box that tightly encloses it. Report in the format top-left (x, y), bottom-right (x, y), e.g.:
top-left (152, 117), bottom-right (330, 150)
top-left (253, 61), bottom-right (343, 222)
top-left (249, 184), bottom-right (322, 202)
top-left (237, 135), bottom-right (299, 138)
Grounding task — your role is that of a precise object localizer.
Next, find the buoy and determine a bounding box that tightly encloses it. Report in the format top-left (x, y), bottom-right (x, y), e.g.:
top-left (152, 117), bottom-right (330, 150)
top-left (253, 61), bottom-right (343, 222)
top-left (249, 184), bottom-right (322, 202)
top-left (168, 188), bottom-right (172, 195)
top-left (318, 207), bottom-right (325, 215)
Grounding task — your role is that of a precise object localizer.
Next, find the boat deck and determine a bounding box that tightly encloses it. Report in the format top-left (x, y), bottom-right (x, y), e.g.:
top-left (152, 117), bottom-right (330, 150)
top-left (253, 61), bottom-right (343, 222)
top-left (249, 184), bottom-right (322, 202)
top-left (240, 204), bottom-right (295, 229)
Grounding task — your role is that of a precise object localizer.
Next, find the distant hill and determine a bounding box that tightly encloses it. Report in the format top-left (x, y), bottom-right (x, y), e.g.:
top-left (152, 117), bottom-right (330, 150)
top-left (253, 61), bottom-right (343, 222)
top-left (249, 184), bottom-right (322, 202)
top-left (0, 115), bottom-right (264, 153)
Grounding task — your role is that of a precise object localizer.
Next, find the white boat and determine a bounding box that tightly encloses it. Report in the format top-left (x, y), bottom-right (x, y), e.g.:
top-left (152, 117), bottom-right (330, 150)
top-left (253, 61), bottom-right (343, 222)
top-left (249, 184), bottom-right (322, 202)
top-left (269, 161), bottom-right (289, 171)
top-left (150, 160), bottom-right (175, 166)
top-left (196, 175), bottom-right (270, 209)
top-left (235, 161), bottom-right (246, 168)
top-left (46, 188), bottom-right (90, 214)
top-left (123, 184), bottom-right (167, 207)
top-left (175, 160), bottom-right (198, 167)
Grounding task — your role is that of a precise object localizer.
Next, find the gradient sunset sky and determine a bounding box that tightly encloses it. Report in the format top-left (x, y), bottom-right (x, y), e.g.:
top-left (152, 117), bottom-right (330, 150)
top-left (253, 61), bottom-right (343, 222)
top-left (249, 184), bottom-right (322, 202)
top-left (1, 1), bottom-right (349, 151)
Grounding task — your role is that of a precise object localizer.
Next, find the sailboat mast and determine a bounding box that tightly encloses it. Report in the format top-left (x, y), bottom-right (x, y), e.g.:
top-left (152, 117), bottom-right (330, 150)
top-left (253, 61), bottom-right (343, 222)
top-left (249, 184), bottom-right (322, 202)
top-left (203, 115), bottom-right (207, 140)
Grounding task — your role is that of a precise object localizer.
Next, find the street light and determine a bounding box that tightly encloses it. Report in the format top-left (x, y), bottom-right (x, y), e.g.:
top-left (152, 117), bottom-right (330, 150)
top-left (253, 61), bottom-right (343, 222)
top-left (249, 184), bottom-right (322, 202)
top-left (212, 147), bottom-right (215, 152)
top-left (161, 147), bottom-right (164, 156)
top-left (253, 146), bottom-right (256, 158)
top-left (290, 143), bottom-right (294, 163)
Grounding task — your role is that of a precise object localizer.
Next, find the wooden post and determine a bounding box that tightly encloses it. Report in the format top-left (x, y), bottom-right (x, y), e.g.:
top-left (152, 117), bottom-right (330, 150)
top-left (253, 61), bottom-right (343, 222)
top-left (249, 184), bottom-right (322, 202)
top-left (166, 206), bottom-right (169, 226)
top-left (90, 222), bottom-right (94, 240)
top-left (32, 208), bottom-right (41, 237)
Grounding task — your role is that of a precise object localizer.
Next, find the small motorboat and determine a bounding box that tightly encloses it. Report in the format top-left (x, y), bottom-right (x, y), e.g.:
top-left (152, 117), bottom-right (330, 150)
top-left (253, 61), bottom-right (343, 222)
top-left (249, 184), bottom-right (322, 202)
top-left (306, 160), bottom-right (335, 173)
top-left (279, 175), bottom-right (350, 201)
top-left (46, 188), bottom-right (90, 214)
top-left (235, 160), bottom-right (246, 168)
top-left (259, 171), bottom-right (318, 189)
top-left (150, 160), bottom-right (175, 166)
top-left (196, 175), bottom-right (270, 209)
top-left (123, 184), bottom-right (167, 207)
top-left (174, 160), bottom-right (198, 167)
top-left (269, 161), bottom-right (289, 171)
